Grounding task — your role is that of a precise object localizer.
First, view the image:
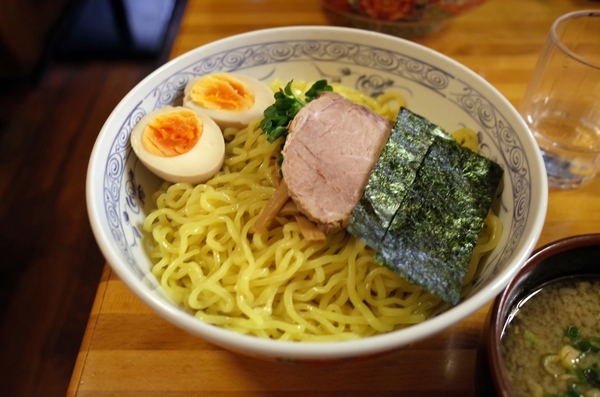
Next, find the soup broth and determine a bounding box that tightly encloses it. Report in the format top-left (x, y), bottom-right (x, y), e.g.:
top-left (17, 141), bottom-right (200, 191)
top-left (502, 278), bottom-right (600, 397)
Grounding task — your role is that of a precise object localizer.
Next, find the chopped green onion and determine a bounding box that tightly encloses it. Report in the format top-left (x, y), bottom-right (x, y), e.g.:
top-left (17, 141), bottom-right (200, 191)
top-left (584, 368), bottom-right (600, 387)
top-left (589, 337), bottom-right (600, 352)
top-left (574, 339), bottom-right (592, 353)
top-left (566, 384), bottom-right (583, 397)
top-left (524, 329), bottom-right (538, 345)
top-left (567, 326), bottom-right (580, 339)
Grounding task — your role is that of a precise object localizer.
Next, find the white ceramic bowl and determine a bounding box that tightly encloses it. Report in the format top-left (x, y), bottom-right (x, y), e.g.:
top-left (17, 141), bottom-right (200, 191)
top-left (87, 26), bottom-right (548, 362)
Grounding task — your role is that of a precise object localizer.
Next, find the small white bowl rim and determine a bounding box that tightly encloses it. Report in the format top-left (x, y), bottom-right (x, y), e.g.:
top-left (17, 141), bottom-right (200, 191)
top-left (87, 25), bottom-right (548, 360)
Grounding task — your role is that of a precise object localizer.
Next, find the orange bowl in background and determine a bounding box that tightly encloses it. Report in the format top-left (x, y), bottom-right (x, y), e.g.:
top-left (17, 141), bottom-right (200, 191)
top-left (323, 0), bottom-right (487, 37)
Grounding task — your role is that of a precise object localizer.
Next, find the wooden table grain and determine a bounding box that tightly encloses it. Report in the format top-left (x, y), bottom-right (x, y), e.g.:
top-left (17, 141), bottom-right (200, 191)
top-left (68, 1), bottom-right (600, 395)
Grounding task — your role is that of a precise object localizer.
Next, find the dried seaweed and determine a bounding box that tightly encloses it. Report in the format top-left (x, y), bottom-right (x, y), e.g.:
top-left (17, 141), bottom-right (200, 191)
top-left (347, 108), bottom-right (449, 250)
top-left (348, 108), bottom-right (503, 305)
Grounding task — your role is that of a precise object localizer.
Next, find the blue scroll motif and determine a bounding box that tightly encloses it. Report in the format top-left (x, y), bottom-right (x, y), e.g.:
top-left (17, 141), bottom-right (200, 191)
top-left (447, 85), bottom-right (531, 283)
top-left (103, 39), bottom-right (530, 282)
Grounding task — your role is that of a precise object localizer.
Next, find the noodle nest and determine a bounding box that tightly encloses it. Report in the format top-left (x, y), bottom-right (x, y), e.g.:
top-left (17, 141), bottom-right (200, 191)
top-left (143, 80), bottom-right (502, 341)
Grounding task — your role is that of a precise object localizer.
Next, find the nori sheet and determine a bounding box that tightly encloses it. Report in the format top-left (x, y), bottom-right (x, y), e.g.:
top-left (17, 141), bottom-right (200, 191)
top-left (347, 108), bottom-right (451, 251)
top-left (348, 108), bottom-right (503, 305)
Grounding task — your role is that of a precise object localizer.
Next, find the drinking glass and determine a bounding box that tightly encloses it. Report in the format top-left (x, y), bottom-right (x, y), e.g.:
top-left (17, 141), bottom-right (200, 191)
top-left (519, 10), bottom-right (600, 189)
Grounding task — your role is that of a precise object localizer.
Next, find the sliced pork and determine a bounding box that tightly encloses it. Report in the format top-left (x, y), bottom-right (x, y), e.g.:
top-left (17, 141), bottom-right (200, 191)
top-left (281, 92), bottom-right (392, 234)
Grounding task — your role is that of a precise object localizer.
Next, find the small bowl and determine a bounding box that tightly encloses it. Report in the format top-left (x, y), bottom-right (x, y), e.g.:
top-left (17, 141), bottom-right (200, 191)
top-left (479, 233), bottom-right (600, 396)
top-left (87, 25), bottom-right (547, 363)
top-left (323, 0), bottom-right (488, 37)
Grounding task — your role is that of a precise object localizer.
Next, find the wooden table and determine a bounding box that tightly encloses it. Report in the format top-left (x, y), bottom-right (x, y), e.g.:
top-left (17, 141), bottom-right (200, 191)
top-left (67, 0), bottom-right (600, 395)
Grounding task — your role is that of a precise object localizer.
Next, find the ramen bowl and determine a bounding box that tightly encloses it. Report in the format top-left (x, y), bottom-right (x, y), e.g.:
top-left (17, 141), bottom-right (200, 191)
top-left (323, 0), bottom-right (488, 37)
top-left (478, 233), bottom-right (600, 396)
top-left (86, 26), bottom-right (547, 362)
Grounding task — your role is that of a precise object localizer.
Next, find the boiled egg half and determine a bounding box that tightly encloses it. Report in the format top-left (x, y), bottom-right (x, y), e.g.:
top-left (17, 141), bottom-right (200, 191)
top-left (130, 106), bottom-right (225, 184)
top-left (183, 73), bottom-right (273, 129)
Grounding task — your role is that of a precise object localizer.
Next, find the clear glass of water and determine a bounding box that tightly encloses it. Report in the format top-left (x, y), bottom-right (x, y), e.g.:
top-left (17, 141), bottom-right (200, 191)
top-left (519, 10), bottom-right (600, 189)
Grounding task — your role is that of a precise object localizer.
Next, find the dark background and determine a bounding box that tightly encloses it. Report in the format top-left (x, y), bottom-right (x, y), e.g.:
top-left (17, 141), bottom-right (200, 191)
top-left (0, 0), bottom-right (187, 395)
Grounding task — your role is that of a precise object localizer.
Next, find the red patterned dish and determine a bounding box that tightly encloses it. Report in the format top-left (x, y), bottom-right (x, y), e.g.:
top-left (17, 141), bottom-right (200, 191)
top-left (323, 0), bottom-right (487, 37)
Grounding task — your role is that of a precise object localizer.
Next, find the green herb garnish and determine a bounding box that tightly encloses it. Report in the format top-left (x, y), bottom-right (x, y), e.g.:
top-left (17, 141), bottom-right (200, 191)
top-left (574, 339), bottom-right (592, 353)
top-left (524, 330), bottom-right (538, 345)
top-left (584, 368), bottom-right (600, 387)
top-left (259, 79), bottom-right (332, 143)
top-left (589, 337), bottom-right (600, 352)
top-left (566, 384), bottom-right (584, 397)
top-left (567, 326), bottom-right (580, 340)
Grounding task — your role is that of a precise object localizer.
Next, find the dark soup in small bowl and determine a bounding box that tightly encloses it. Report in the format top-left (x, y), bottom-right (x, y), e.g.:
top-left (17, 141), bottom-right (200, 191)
top-left (480, 234), bottom-right (600, 397)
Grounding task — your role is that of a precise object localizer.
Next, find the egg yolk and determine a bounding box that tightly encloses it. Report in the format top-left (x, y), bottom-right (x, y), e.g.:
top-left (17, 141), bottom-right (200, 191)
top-left (142, 109), bottom-right (202, 157)
top-left (190, 74), bottom-right (255, 112)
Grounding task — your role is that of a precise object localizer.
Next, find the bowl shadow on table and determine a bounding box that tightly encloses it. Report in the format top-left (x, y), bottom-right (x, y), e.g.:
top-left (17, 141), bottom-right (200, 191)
top-left (225, 356), bottom-right (457, 397)
top-left (221, 335), bottom-right (481, 397)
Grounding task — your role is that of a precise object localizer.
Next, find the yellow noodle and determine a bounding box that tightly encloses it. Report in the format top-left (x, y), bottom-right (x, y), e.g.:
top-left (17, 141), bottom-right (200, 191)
top-left (463, 211), bottom-right (503, 287)
top-left (451, 127), bottom-right (480, 152)
top-left (143, 83), bottom-right (502, 341)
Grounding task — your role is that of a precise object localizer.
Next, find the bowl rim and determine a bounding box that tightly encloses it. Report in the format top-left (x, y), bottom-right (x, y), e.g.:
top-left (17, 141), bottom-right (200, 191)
top-left (487, 233), bottom-right (600, 395)
top-left (87, 25), bottom-right (548, 360)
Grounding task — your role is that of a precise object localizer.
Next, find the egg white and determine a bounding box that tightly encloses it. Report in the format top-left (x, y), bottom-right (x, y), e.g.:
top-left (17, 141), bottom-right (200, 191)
top-left (183, 73), bottom-right (274, 129)
top-left (130, 106), bottom-right (225, 184)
